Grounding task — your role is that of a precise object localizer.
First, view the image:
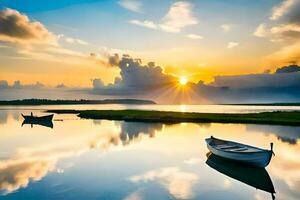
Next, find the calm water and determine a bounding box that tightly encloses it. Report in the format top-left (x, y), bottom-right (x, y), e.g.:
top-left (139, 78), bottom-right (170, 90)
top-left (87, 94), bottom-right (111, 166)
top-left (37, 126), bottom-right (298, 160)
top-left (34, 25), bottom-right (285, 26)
top-left (0, 107), bottom-right (299, 200)
top-left (1, 104), bottom-right (300, 113)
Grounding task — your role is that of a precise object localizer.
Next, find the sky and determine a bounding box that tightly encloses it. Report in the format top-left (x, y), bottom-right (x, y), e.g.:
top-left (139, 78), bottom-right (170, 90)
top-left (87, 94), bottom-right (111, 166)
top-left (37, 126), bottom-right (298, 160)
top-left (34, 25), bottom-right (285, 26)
top-left (0, 0), bottom-right (300, 103)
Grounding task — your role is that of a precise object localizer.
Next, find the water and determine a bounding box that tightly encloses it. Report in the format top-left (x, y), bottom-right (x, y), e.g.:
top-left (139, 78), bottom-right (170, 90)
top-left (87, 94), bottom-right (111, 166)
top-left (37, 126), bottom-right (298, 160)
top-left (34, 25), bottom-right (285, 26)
top-left (1, 104), bottom-right (300, 113)
top-left (0, 107), bottom-right (299, 200)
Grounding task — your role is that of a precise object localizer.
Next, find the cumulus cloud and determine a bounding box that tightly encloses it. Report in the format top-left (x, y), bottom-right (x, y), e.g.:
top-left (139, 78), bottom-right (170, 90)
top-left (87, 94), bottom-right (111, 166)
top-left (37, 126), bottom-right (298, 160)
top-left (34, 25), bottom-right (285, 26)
top-left (89, 52), bottom-right (120, 67)
top-left (118, 0), bottom-right (142, 13)
top-left (275, 64), bottom-right (300, 73)
top-left (265, 0), bottom-right (300, 41)
top-left (129, 167), bottom-right (198, 199)
top-left (159, 1), bottom-right (198, 33)
top-left (270, 0), bottom-right (295, 20)
top-left (129, 1), bottom-right (198, 33)
top-left (186, 34), bottom-right (203, 39)
top-left (261, 0), bottom-right (300, 64)
top-left (227, 42), bottom-right (239, 49)
top-left (254, 23), bottom-right (268, 37)
top-left (0, 8), bottom-right (56, 44)
top-left (0, 80), bottom-right (45, 90)
top-left (212, 66), bottom-right (300, 88)
top-left (91, 54), bottom-right (177, 95)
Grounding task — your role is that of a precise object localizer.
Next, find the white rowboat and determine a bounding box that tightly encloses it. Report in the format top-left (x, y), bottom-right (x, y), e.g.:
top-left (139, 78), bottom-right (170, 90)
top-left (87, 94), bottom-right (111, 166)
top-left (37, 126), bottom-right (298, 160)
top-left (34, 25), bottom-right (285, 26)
top-left (205, 136), bottom-right (274, 167)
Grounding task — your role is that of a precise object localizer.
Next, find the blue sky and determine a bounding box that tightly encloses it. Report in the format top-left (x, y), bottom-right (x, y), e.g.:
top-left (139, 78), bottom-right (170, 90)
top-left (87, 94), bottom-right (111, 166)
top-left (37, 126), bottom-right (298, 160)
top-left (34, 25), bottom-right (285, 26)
top-left (0, 0), bottom-right (300, 102)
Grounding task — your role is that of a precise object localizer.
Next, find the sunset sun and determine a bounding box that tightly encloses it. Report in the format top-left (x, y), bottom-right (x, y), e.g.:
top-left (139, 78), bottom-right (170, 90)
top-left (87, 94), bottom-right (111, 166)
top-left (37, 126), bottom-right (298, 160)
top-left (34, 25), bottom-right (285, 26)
top-left (179, 77), bottom-right (188, 85)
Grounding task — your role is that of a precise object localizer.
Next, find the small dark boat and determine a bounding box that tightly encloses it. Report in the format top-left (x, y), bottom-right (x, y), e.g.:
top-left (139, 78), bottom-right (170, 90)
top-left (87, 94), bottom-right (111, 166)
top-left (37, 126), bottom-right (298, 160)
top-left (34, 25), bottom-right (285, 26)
top-left (205, 136), bottom-right (274, 167)
top-left (21, 113), bottom-right (54, 128)
top-left (206, 153), bottom-right (275, 199)
top-left (22, 113), bottom-right (54, 121)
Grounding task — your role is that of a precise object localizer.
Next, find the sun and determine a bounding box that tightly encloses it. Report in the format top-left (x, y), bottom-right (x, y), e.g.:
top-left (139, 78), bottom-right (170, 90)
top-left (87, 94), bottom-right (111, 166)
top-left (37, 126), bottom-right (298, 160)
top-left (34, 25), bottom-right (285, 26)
top-left (179, 76), bottom-right (188, 85)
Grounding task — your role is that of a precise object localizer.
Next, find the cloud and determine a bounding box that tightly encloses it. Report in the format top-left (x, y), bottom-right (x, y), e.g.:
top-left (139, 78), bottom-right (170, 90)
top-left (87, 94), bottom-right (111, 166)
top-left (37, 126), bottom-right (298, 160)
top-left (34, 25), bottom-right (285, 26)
top-left (183, 158), bottom-right (202, 165)
top-left (261, 0), bottom-right (300, 64)
top-left (64, 36), bottom-right (88, 45)
top-left (91, 54), bottom-right (177, 95)
top-left (221, 24), bottom-right (231, 32)
top-left (129, 1), bottom-right (197, 33)
top-left (212, 66), bottom-right (300, 88)
top-left (129, 167), bottom-right (198, 199)
top-left (108, 53), bottom-right (120, 66)
top-left (186, 34), bottom-right (203, 39)
top-left (275, 64), bottom-right (300, 73)
top-left (270, 0), bottom-right (295, 20)
top-left (254, 23), bottom-right (268, 37)
top-left (270, 23), bottom-right (300, 39)
top-left (159, 1), bottom-right (198, 33)
top-left (227, 42), bottom-right (239, 49)
top-left (0, 80), bottom-right (45, 90)
top-left (0, 8), bottom-right (56, 44)
top-left (0, 80), bottom-right (9, 89)
top-left (128, 20), bottom-right (157, 29)
top-left (118, 0), bottom-right (142, 13)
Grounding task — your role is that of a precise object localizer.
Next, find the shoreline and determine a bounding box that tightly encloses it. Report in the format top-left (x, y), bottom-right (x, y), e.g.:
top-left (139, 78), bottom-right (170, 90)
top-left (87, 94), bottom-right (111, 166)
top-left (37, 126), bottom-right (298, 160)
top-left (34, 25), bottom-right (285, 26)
top-left (46, 109), bottom-right (300, 126)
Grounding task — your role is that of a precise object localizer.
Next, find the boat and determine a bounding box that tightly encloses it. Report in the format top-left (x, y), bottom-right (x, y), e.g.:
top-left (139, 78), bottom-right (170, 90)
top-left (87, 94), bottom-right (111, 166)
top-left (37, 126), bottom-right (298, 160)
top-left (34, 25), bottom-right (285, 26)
top-left (206, 153), bottom-right (275, 200)
top-left (21, 113), bottom-right (54, 128)
top-left (205, 136), bottom-right (274, 167)
top-left (21, 113), bottom-right (54, 121)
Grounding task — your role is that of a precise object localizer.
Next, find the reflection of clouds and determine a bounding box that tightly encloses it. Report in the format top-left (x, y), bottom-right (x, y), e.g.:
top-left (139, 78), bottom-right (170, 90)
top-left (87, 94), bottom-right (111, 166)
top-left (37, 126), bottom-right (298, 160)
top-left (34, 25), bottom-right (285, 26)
top-left (118, 122), bottom-right (163, 145)
top-left (270, 150), bottom-right (300, 191)
top-left (183, 158), bottom-right (202, 165)
top-left (223, 178), bottom-right (232, 189)
top-left (129, 167), bottom-right (198, 199)
top-left (0, 111), bottom-right (8, 125)
top-left (0, 110), bottom-right (21, 125)
top-left (123, 189), bottom-right (144, 200)
top-left (0, 130), bottom-right (120, 194)
top-left (93, 120), bottom-right (102, 126)
top-left (0, 120), bottom-right (163, 194)
top-left (0, 159), bottom-right (55, 194)
top-left (246, 125), bottom-right (300, 145)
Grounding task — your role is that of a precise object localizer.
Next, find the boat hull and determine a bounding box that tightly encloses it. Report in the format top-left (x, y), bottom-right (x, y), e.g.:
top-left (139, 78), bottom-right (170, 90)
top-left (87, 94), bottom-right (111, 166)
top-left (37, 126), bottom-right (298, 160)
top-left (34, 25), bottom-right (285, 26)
top-left (22, 114), bottom-right (54, 121)
top-left (205, 137), bottom-right (273, 168)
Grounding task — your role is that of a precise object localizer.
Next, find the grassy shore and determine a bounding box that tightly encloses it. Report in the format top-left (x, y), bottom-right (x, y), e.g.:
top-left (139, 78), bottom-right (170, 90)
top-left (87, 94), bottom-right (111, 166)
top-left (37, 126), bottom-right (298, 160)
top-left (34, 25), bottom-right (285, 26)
top-left (47, 109), bottom-right (300, 126)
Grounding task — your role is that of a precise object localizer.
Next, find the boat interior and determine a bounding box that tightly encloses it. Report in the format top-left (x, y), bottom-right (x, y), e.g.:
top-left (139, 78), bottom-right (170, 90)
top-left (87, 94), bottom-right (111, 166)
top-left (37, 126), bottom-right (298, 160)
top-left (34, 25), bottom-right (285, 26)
top-left (210, 137), bottom-right (262, 153)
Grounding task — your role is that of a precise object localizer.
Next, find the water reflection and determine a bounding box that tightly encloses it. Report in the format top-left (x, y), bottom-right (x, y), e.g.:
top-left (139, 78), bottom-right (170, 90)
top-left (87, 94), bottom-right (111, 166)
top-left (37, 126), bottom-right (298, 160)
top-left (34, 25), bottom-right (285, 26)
top-left (118, 121), bottom-right (163, 145)
top-left (206, 153), bottom-right (275, 199)
top-left (22, 119), bottom-right (54, 129)
top-left (0, 110), bottom-right (21, 125)
top-left (247, 125), bottom-right (300, 145)
top-left (129, 167), bottom-right (198, 199)
top-left (0, 111), bottom-right (7, 125)
top-left (0, 110), bottom-right (300, 199)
